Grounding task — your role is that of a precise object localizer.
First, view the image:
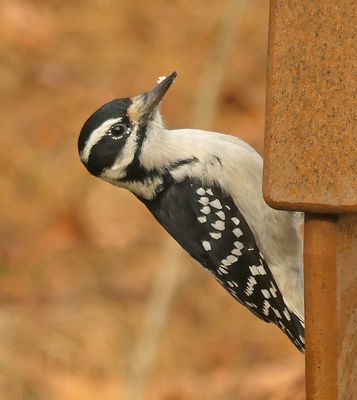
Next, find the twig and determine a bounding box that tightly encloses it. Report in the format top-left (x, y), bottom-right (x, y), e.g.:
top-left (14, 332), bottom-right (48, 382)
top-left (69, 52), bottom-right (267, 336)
top-left (191, 0), bottom-right (247, 129)
top-left (128, 239), bottom-right (186, 400)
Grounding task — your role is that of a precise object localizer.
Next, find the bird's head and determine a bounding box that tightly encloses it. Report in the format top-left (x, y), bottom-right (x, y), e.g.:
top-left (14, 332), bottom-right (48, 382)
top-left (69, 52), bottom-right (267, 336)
top-left (78, 72), bottom-right (177, 180)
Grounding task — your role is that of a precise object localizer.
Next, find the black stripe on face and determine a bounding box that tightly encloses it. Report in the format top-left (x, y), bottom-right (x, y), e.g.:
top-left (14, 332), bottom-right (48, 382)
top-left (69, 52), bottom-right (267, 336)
top-left (86, 133), bottom-right (129, 176)
top-left (78, 97), bottom-right (132, 155)
top-left (122, 123), bottom-right (148, 181)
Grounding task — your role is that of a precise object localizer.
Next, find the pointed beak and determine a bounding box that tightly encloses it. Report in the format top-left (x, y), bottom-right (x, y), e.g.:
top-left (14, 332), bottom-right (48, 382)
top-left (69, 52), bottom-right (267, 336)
top-left (128, 71), bottom-right (177, 124)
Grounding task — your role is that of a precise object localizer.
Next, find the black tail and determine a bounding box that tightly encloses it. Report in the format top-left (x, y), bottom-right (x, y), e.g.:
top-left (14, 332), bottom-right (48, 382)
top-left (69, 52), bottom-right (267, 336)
top-left (275, 307), bottom-right (305, 352)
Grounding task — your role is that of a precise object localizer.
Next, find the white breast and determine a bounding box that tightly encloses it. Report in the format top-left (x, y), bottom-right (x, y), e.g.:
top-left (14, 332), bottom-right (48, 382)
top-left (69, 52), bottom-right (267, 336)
top-left (140, 128), bottom-right (304, 317)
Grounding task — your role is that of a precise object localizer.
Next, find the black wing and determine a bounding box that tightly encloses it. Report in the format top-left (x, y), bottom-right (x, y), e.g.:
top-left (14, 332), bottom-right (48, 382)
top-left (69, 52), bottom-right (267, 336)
top-left (142, 179), bottom-right (304, 352)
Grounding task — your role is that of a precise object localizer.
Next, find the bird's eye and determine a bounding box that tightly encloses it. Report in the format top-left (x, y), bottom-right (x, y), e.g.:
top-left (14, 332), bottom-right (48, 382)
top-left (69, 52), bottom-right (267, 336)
top-left (108, 123), bottom-right (127, 139)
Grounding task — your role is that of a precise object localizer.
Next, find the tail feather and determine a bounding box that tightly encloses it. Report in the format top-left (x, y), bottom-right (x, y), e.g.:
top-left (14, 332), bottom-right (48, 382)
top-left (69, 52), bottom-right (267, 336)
top-left (275, 307), bottom-right (305, 352)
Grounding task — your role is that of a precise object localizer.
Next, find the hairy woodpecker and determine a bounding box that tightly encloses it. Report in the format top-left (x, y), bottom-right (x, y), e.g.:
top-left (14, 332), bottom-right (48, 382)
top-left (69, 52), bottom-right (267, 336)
top-left (78, 72), bottom-right (305, 352)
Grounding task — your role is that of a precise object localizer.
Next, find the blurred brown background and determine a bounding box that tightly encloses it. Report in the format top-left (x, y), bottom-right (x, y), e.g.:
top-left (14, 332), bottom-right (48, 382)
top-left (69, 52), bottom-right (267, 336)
top-left (0, 1), bottom-right (304, 399)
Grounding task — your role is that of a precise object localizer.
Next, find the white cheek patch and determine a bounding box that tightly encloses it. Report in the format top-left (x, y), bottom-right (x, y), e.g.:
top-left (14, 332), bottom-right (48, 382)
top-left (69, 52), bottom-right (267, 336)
top-left (81, 118), bottom-right (122, 163)
top-left (101, 171), bottom-right (163, 200)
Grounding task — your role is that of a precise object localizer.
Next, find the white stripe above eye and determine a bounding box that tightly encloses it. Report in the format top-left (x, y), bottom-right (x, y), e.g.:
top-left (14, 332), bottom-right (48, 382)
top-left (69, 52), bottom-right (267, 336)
top-left (81, 118), bottom-right (122, 163)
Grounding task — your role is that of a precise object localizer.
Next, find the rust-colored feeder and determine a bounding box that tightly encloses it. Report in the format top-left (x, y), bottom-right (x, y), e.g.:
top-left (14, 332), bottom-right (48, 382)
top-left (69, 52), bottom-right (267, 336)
top-left (264, 1), bottom-right (357, 399)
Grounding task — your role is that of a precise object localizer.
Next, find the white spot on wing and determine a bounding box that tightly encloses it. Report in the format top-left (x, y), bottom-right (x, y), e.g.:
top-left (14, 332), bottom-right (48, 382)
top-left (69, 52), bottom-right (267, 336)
top-left (234, 241), bottom-right (244, 250)
top-left (233, 228), bottom-right (243, 238)
top-left (244, 276), bottom-right (257, 296)
top-left (231, 248), bottom-right (242, 256)
top-left (278, 321), bottom-right (285, 330)
top-left (269, 283), bottom-right (278, 297)
top-left (206, 189), bottom-right (213, 196)
top-left (211, 220), bottom-right (225, 231)
top-left (227, 255), bottom-right (238, 263)
top-left (202, 241), bottom-right (211, 251)
top-left (209, 232), bottom-right (222, 239)
top-left (196, 188), bottom-right (205, 195)
top-left (249, 265), bottom-right (259, 275)
top-left (257, 265), bottom-right (266, 275)
top-left (209, 199), bottom-right (222, 209)
top-left (231, 217), bottom-right (240, 225)
top-left (198, 197), bottom-right (209, 206)
top-left (197, 216), bottom-right (207, 223)
top-left (262, 300), bottom-right (271, 316)
top-left (215, 211), bottom-right (225, 220)
top-left (272, 308), bottom-right (282, 319)
top-left (246, 302), bottom-right (258, 309)
top-left (200, 206), bottom-right (211, 215)
top-left (261, 289), bottom-right (271, 299)
top-left (283, 308), bottom-right (292, 321)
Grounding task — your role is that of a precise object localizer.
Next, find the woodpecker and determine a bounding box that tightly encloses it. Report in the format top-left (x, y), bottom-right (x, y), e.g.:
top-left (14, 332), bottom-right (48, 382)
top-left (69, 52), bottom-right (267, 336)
top-left (78, 72), bottom-right (305, 352)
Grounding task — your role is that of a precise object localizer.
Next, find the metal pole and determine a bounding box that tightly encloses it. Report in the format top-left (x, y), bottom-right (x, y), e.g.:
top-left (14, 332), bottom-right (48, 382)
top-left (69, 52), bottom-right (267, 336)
top-left (336, 216), bottom-right (357, 400)
top-left (264, 1), bottom-right (357, 398)
top-left (304, 214), bottom-right (338, 400)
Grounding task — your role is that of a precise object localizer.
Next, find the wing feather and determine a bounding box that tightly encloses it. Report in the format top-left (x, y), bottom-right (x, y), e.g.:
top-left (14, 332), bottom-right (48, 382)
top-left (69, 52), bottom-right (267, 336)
top-left (143, 179), bottom-right (304, 352)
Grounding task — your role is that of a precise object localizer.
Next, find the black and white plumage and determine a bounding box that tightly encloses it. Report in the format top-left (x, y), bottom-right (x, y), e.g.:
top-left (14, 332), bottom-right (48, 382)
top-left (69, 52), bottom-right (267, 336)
top-left (78, 72), bottom-right (305, 352)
